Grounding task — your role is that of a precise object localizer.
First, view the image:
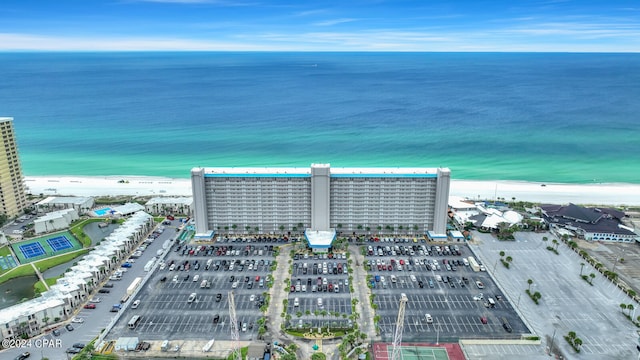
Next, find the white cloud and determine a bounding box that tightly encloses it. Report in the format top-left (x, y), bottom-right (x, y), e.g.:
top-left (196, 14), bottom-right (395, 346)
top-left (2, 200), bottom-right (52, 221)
top-left (1, 27), bottom-right (638, 52)
top-left (313, 18), bottom-right (358, 27)
top-left (0, 33), bottom-right (269, 51)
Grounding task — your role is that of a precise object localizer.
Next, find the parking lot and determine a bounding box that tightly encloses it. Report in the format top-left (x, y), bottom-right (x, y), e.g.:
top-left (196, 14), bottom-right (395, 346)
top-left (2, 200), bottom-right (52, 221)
top-left (109, 236), bottom-right (280, 341)
top-left (467, 231), bottom-right (640, 359)
top-left (286, 252), bottom-right (353, 330)
top-left (364, 239), bottom-right (527, 341)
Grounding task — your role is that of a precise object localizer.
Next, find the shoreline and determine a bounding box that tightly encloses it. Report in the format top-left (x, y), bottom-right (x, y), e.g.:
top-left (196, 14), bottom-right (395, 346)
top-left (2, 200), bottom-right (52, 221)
top-left (23, 175), bottom-right (640, 206)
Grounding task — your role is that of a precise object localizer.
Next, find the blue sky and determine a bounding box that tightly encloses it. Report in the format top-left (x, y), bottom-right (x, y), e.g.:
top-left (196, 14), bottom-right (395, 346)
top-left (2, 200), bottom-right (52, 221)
top-left (0, 0), bottom-right (638, 51)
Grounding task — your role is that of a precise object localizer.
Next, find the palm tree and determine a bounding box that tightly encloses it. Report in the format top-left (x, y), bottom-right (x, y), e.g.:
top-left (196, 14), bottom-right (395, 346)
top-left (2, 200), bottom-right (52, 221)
top-left (542, 236), bottom-right (548, 242)
top-left (628, 304), bottom-right (635, 317)
top-left (505, 256), bottom-right (513, 264)
top-left (620, 303), bottom-right (627, 313)
top-left (589, 273), bottom-right (595, 284)
top-left (567, 331), bottom-right (576, 340)
top-left (376, 225), bottom-right (382, 233)
top-left (527, 279), bottom-right (533, 292)
top-left (499, 251), bottom-right (505, 257)
top-left (573, 337), bottom-right (582, 349)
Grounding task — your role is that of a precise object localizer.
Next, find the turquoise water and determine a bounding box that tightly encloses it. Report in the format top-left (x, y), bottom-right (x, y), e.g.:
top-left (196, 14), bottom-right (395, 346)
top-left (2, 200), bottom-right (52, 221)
top-left (1, 52), bottom-right (639, 183)
top-left (94, 208), bottom-right (112, 216)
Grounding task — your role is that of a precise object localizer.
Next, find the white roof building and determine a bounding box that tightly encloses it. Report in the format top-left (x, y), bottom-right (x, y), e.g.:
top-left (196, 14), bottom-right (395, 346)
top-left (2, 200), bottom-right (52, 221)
top-left (112, 203), bottom-right (145, 216)
top-left (145, 197), bottom-right (193, 216)
top-left (33, 208), bottom-right (79, 234)
top-left (36, 196), bottom-right (94, 214)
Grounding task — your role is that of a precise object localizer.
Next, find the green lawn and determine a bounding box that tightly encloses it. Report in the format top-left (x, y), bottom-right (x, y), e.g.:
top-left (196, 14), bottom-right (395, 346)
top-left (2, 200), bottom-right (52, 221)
top-left (69, 218), bottom-right (107, 247)
top-left (35, 276), bottom-right (62, 293)
top-left (0, 249), bottom-right (89, 286)
top-left (0, 245), bottom-right (11, 257)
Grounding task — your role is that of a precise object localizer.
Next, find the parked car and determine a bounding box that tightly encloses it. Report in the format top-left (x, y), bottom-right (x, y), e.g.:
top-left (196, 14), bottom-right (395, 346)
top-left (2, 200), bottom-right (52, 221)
top-left (71, 317), bottom-right (84, 323)
top-left (98, 289), bottom-right (110, 294)
top-left (83, 304), bottom-right (96, 309)
top-left (15, 352), bottom-right (30, 360)
top-left (65, 324), bottom-right (74, 331)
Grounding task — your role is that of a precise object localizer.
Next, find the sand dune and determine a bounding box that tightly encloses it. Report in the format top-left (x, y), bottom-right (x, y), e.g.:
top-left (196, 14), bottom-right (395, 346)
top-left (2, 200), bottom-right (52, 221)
top-left (23, 175), bottom-right (640, 206)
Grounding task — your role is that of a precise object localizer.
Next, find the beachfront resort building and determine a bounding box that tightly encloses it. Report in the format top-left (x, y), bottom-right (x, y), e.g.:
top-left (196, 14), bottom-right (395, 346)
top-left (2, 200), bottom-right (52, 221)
top-left (0, 117), bottom-right (27, 217)
top-left (145, 196), bottom-right (193, 216)
top-left (33, 208), bottom-right (79, 234)
top-left (35, 196), bottom-right (95, 215)
top-left (191, 164), bottom-right (451, 248)
top-left (541, 203), bottom-right (639, 243)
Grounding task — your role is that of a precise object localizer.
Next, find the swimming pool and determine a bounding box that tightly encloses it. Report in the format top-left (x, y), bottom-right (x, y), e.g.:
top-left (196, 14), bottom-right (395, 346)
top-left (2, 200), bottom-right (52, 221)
top-left (94, 207), bottom-right (112, 216)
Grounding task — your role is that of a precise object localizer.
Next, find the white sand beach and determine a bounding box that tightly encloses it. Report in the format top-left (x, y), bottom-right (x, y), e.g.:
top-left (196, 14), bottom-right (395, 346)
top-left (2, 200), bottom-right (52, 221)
top-left (23, 175), bottom-right (640, 206)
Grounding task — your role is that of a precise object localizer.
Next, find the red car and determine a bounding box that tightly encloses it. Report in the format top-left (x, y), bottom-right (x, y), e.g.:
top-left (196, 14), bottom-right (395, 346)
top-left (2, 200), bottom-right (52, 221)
top-left (84, 304), bottom-right (96, 309)
top-left (399, 259), bottom-right (405, 265)
top-left (167, 215), bottom-right (175, 220)
top-left (480, 317), bottom-right (488, 324)
top-left (387, 265), bottom-right (393, 271)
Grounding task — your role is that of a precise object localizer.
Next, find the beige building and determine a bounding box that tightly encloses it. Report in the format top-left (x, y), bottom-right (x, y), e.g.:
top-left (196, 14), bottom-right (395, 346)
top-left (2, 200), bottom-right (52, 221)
top-left (0, 117), bottom-right (27, 217)
top-left (191, 164), bottom-right (451, 236)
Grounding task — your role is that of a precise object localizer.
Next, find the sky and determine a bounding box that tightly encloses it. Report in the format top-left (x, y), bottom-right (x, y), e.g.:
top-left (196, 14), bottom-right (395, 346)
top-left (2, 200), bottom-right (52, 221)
top-left (0, 0), bottom-right (639, 52)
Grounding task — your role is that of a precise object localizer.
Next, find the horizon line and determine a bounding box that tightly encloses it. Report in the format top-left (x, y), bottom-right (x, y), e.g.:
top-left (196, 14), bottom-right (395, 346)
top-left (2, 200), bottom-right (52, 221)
top-left (1, 50), bottom-right (640, 54)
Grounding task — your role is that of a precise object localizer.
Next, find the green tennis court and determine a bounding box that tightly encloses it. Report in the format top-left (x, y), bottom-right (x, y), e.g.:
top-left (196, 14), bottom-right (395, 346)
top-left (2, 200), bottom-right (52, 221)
top-left (373, 343), bottom-right (465, 360)
top-left (395, 346), bottom-right (450, 360)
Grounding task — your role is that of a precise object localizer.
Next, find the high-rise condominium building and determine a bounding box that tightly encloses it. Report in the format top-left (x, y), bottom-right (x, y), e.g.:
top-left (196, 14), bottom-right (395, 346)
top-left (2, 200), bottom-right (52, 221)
top-left (0, 118), bottom-right (27, 217)
top-left (191, 164), bottom-right (450, 236)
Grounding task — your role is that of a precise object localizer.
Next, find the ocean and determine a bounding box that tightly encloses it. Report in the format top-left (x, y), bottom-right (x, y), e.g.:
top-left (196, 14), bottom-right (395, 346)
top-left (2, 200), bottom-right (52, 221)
top-left (1, 52), bottom-right (639, 183)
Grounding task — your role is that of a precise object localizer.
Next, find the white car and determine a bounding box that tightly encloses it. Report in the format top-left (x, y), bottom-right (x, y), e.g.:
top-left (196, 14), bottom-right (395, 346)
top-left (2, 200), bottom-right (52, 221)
top-left (250, 294), bottom-right (255, 301)
top-left (71, 317), bottom-right (84, 323)
top-left (410, 275), bottom-right (417, 282)
top-left (159, 263), bottom-right (166, 270)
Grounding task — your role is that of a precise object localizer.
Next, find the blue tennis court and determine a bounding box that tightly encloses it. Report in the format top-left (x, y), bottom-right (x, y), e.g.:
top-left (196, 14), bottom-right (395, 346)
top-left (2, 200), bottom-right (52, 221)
top-left (47, 236), bottom-right (73, 252)
top-left (19, 242), bottom-right (46, 259)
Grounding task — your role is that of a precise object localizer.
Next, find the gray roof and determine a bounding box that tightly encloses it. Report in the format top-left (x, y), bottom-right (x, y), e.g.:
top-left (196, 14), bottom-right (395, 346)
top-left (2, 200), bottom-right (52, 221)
top-left (541, 203), bottom-right (634, 235)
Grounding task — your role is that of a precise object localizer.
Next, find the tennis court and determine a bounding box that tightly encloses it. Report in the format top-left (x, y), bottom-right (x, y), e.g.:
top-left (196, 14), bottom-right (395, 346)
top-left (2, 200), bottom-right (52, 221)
top-left (47, 235), bottom-right (74, 252)
top-left (11, 231), bottom-right (82, 264)
top-left (19, 242), bottom-right (46, 259)
top-left (373, 343), bottom-right (465, 360)
top-left (0, 255), bottom-right (18, 270)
